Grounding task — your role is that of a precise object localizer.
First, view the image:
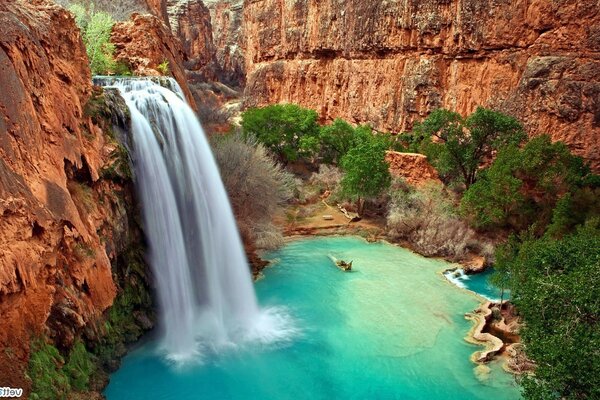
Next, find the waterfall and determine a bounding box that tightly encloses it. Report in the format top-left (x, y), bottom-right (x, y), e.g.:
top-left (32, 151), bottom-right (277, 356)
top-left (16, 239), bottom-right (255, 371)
top-left (95, 77), bottom-right (293, 361)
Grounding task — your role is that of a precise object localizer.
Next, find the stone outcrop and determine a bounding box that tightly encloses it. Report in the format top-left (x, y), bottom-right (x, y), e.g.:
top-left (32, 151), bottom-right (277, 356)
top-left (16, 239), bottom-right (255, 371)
top-left (111, 13), bottom-right (198, 109)
top-left (205, 0), bottom-right (245, 87)
top-left (166, 0), bottom-right (245, 87)
top-left (0, 0), bottom-right (151, 394)
top-left (385, 151), bottom-right (440, 185)
top-left (242, 0), bottom-right (600, 169)
top-left (167, 0), bottom-right (217, 77)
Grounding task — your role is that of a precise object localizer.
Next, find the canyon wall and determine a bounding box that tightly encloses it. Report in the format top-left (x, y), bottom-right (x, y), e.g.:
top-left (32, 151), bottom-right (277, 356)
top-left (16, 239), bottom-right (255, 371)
top-left (111, 12), bottom-right (199, 109)
top-left (0, 0), bottom-right (151, 394)
top-left (242, 0), bottom-right (600, 169)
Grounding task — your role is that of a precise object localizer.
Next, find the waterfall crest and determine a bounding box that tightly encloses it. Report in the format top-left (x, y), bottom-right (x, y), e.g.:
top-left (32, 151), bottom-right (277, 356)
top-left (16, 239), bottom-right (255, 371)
top-left (96, 77), bottom-right (293, 361)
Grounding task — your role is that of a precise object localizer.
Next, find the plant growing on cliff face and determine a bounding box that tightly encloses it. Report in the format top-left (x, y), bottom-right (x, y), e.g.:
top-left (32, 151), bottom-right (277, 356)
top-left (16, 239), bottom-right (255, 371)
top-left (241, 104), bottom-right (320, 163)
top-left (460, 135), bottom-right (590, 232)
top-left (497, 221), bottom-right (600, 400)
top-left (414, 107), bottom-right (525, 189)
top-left (69, 4), bottom-right (117, 75)
top-left (340, 138), bottom-right (391, 215)
top-left (157, 60), bottom-right (170, 76)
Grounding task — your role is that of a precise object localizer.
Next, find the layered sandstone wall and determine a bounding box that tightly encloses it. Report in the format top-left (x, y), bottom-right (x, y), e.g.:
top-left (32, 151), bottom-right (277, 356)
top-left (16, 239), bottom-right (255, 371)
top-left (242, 0), bottom-right (600, 169)
top-left (111, 13), bottom-right (199, 109)
top-left (166, 0), bottom-right (245, 87)
top-left (0, 0), bottom-right (150, 393)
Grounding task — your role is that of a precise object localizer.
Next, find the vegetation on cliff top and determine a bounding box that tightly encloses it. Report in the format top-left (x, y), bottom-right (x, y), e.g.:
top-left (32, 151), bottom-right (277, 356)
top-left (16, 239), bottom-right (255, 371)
top-left (69, 4), bottom-right (118, 75)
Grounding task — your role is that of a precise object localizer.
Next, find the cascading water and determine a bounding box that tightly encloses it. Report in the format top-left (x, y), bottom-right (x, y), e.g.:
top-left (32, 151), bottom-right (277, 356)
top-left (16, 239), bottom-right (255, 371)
top-left (95, 77), bottom-right (293, 361)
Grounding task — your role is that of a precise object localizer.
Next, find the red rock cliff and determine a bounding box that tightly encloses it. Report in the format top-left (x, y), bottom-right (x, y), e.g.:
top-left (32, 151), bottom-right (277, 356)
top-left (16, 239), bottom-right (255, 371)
top-left (242, 0), bottom-right (600, 169)
top-left (111, 12), bottom-right (199, 109)
top-left (0, 0), bottom-right (147, 392)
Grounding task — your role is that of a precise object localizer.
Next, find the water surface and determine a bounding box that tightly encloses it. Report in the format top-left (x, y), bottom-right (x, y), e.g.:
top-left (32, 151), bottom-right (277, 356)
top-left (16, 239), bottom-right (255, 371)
top-left (105, 237), bottom-right (520, 400)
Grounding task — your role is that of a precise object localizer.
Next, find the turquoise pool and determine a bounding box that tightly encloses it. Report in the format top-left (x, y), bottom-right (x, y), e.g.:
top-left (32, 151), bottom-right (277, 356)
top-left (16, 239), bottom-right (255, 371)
top-left (105, 236), bottom-right (520, 400)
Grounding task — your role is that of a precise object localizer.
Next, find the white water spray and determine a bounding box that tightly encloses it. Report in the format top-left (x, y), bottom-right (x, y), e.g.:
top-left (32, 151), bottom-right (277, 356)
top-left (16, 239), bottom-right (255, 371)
top-left (96, 77), bottom-right (294, 361)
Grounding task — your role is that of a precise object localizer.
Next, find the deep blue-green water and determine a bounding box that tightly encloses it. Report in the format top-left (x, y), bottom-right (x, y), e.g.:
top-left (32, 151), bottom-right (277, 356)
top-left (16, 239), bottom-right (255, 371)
top-left (105, 237), bottom-right (520, 400)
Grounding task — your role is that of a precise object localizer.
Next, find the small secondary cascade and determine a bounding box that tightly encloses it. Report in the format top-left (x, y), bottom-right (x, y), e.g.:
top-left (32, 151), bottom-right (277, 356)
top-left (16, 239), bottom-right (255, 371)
top-left (95, 77), bottom-right (292, 361)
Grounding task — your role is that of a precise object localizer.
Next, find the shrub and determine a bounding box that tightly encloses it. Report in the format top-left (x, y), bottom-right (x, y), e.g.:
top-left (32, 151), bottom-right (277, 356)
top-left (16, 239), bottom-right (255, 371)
top-left (157, 60), bottom-right (170, 76)
top-left (211, 132), bottom-right (293, 248)
top-left (309, 164), bottom-right (344, 193)
top-left (496, 221), bottom-right (600, 399)
top-left (413, 107), bottom-right (525, 189)
top-left (241, 104), bottom-right (320, 163)
top-left (460, 135), bottom-right (590, 232)
top-left (387, 181), bottom-right (476, 260)
top-left (69, 4), bottom-right (117, 75)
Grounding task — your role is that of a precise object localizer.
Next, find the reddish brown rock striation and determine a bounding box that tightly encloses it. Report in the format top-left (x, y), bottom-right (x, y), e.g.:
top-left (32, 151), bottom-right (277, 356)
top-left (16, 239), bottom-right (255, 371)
top-left (111, 12), bottom-right (198, 109)
top-left (167, 0), bottom-right (218, 79)
top-left (242, 0), bottom-right (600, 169)
top-left (206, 0), bottom-right (245, 87)
top-left (385, 151), bottom-right (440, 186)
top-left (146, 0), bottom-right (170, 24)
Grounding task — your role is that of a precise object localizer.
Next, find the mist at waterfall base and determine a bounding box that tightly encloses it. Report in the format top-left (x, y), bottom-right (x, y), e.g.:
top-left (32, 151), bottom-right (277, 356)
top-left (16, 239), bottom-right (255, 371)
top-left (106, 237), bottom-right (520, 400)
top-left (96, 77), bottom-right (296, 362)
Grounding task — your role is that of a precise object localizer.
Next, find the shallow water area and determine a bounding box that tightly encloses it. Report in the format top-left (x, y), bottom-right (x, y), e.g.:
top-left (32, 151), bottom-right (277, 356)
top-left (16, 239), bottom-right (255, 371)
top-left (105, 236), bottom-right (520, 400)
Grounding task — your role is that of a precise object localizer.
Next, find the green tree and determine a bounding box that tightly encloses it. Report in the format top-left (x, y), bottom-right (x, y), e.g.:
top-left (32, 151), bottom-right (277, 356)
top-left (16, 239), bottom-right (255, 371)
top-left (415, 107), bottom-right (525, 188)
top-left (241, 104), bottom-right (320, 163)
top-left (69, 4), bottom-right (116, 75)
top-left (497, 221), bottom-right (600, 400)
top-left (460, 135), bottom-right (589, 231)
top-left (318, 119), bottom-right (358, 164)
top-left (340, 138), bottom-right (391, 214)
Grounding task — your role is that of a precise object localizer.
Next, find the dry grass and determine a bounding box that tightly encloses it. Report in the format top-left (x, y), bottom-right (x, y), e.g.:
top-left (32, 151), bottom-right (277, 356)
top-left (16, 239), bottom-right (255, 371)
top-left (387, 181), bottom-right (481, 260)
top-left (212, 132), bottom-right (293, 250)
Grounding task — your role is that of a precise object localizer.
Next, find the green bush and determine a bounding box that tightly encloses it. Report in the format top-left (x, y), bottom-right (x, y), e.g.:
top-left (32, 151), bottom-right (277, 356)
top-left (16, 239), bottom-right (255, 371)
top-left (69, 4), bottom-right (117, 75)
top-left (157, 60), bottom-right (170, 76)
top-left (460, 135), bottom-right (590, 231)
top-left (340, 137), bottom-right (391, 214)
top-left (318, 119), bottom-right (362, 164)
top-left (496, 221), bottom-right (600, 400)
top-left (241, 104), bottom-right (320, 163)
top-left (413, 107), bottom-right (525, 189)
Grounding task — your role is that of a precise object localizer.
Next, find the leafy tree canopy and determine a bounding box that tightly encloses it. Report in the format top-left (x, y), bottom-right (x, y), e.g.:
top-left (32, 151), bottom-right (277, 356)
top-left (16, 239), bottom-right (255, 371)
top-left (340, 138), bottom-right (391, 207)
top-left (460, 135), bottom-right (591, 232)
top-left (495, 221), bottom-right (600, 400)
top-left (241, 104), bottom-right (320, 163)
top-left (414, 107), bottom-right (525, 188)
top-left (69, 4), bottom-right (117, 75)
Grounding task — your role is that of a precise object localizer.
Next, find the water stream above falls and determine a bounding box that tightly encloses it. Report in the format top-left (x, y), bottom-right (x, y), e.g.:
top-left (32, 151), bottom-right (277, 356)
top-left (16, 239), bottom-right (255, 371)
top-left (106, 237), bottom-right (520, 400)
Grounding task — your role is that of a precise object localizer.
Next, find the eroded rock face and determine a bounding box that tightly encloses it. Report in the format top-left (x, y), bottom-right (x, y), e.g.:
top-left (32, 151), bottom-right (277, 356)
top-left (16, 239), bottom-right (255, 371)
top-left (167, 0), bottom-right (217, 78)
top-left (243, 0), bottom-right (600, 169)
top-left (385, 151), bottom-right (440, 186)
top-left (0, 0), bottom-right (147, 392)
top-left (166, 0), bottom-right (245, 87)
top-left (111, 12), bottom-right (198, 109)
